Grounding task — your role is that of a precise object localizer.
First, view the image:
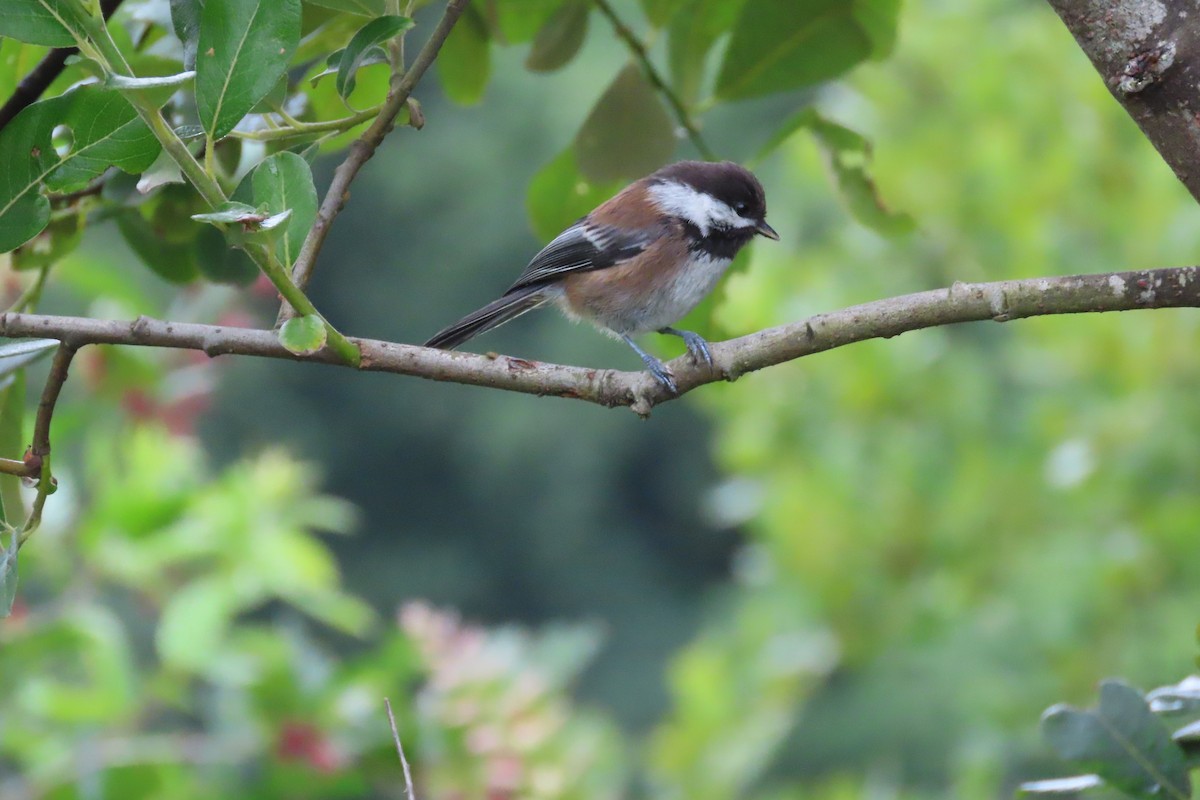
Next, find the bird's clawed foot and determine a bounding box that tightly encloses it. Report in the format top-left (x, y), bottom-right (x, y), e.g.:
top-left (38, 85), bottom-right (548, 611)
top-left (621, 334), bottom-right (679, 393)
top-left (659, 327), bottom-right (712, 368)
top-left (640, 353), bottom-right (678, 394)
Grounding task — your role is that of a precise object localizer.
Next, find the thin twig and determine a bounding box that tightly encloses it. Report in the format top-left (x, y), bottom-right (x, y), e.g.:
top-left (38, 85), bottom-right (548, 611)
top-left (279, 0), bottom-right (471, 324)
top-left (0, 268), bottom-right (1197, 416)
top-left (0, 0), bottom-right (125, 133)
top-left (20, 342), bottom-right (78, 543)
top-left (591, 0), bottom-right (716, 161)
top-left (384, 698), bottom-right (416, 800)
top-left (31, 343), bottom-right (76, 461)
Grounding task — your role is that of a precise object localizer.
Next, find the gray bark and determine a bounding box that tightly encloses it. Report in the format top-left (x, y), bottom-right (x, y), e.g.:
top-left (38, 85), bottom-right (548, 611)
top-left (1047, 0), bottom-right (1200, 203)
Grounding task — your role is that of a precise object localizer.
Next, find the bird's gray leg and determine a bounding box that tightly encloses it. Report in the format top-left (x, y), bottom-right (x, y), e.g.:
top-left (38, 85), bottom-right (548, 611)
top-left (658, 327), bottom-right (712, 367)
top-left (620, 334), bottom-right (677, 393)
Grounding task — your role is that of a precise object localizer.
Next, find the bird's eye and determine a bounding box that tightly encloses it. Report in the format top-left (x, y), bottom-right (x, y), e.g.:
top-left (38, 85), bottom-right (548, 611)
top-left (734, 201), bottom-right (748, 213)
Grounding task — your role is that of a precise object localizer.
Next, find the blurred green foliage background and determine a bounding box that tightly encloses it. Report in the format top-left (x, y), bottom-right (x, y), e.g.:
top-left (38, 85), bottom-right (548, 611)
top-left (3, 0), bottom-right (1200, 797)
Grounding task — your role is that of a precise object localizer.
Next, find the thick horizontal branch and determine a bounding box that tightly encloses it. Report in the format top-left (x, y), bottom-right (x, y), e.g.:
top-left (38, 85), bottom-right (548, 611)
top-left (2, 267), bottom-right (1197, 416)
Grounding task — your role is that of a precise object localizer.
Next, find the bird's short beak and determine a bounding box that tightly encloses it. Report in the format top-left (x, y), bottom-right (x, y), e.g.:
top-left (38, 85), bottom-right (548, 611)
top-left (755, 220), bottom-right (780, 240)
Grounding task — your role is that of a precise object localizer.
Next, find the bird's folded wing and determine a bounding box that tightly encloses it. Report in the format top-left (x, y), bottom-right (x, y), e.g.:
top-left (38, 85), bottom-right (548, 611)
top-left (507, 221), bottom-right (659, 290)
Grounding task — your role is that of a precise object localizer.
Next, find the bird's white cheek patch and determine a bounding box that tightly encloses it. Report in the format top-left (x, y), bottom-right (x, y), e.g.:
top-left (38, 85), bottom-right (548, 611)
top-left (649, 181), bottom-right (757, 234)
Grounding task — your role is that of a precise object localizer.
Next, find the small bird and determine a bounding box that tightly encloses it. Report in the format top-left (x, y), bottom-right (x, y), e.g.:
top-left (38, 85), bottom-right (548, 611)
top-left (424, 160), bottom-right (779, 392)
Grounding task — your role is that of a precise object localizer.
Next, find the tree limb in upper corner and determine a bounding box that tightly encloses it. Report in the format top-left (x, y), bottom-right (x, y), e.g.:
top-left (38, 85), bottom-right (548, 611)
top-left (0, 267), bottom-right (1196, 417)
top-left (1046, 0), bottom-right (1200, 205)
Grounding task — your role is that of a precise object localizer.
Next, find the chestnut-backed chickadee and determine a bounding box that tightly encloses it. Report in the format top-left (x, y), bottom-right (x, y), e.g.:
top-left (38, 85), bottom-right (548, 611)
top-left (424, 160), bottom-right (779, 392)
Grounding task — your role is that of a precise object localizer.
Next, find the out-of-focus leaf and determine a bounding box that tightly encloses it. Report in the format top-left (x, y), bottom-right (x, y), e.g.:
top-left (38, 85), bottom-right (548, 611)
top-left (305, 0), bottom-right (386, 14)
top-left (169, 0), bottom-right (204, 68)
top-left (526, 147), bottom-right (621, 242)
top-left (11, 208), bottom-right (85, 270)
top-left (1042, 681), bottom-right (1191, 800)
top-left (855, 0), bottom-right (901, 59)
top-left (667, 0), bottom-right (745, 106)
top-left (493, 0), bottom-right (562, 43)
top-left (136, 150), bottom-right (185, 195)
top-left (716, 0), bottom-right (878, 100)
top-left (574, 64), bottom-right (676, 182)
top-left (250, 152), bottom-right (318, 267)
top-left (279, 314), bottom-right (327, 355)
top-left (0, 41), bottom-right (53, 103)
top-left (1148, 677), bottom-right (1200, 715)
top-left (288, 590), bottom-right (375, 636)
top-left (0, 339), bottom-right (61, 376)
top-left (337, 15), bottom-right (413, 98)
top-left (639, 0), bottom-right (683, 26)
top-left (157, 577), bottom-right (240, 670)
top-left (118, 210), bottom-right (201, 283)
top-left (193, 227), bottom-right (259, 285)
top-left (0, 87), bottom-right (160, 252)
top-left (0, 533), bottom-right (18, 617)
top-left (0, 0), bottom-right (83, 46)
top-left (196, 0), bottom-right (302, 140)
top-left (1019, 775), bottom-right (1105, 794)
top-left (525, 0), bottom-right (588, 73)
top-left (437, 3), bottom-right (490, 105)
top-left (757, 107), bottom-right (913, 235)
top-left (0, 368), bottom-right (27, 527)
top-left (1172, 719), bottom-right (1200, 742)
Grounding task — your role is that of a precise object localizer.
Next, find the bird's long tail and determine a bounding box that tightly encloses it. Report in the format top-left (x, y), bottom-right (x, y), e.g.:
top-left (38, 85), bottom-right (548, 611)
top-left (424, 284), bottom-right (550, 349)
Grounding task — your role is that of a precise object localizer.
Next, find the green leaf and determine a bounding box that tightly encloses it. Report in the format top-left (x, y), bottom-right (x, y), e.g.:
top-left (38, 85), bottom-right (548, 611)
top-left (493, 0), bottom-right (562, 43)
top-left (278, 314), bottom-right (327, 355)
top-left (757, 108), bottom-right (913, 235)
top-left (526, 147), bottom-right (622, 242)
top-left (0, 368), bottom-right (27, 528)
top-left (639, 0), bottom-right (683, 26)
top-left (0, 87), bottom-right (161, 252)
top-left (1148, 677), bottom-right (1200, 715)
top-left (337, 15), bottom-right (413, 98)
top-left (525, 0), bottom-right (588, 73)
top-left (0, 339), bottom-right (60, 374)
top-left (0, 532), bottom-right (18, 617)
top-left (190, 201), bottom-right (263, 224)
top-left (437, 2), bottom-right (490, 105)
top-left (855, 0), bottom-right (901, 59)
top-left (0, 0), bottom-right (84, 47)
top-left (716, 0), bottom-right (877, 100)
top-left (11, 206), bottom-right (84, 270)
top-left (118, 210), bottom-right (201, 284)
top-left (1042, 681), bottom-right (1191, 800)
top-left (574, 63), bottom-right (676, 182)
top-left (667, 0), bottom-right (745, 106)
top-left (193, 227), bottom-right (259, 285)
top-left (196, 0), bottom-right (302, 140)
top-left (305, 0), bottom-right (385, 14)
top-left (169, 0), bottom-right (204, 68)
top-left (250, 152), bottom-right (317, 267)
top-left (157, 577), bottom-right (238, 670)
top-left (310, 45), bottom-right (389, 89)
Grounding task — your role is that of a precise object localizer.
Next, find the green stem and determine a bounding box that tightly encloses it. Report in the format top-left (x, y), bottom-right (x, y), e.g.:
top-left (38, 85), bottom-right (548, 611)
top-left (233, 104), bottom-right (383, 142)
top-left (6, 266), bottom-right (50, 314)
top-left (255, 248), bottom-right (361, 366)
top-left (592, 0), bottom-right (716, 161)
